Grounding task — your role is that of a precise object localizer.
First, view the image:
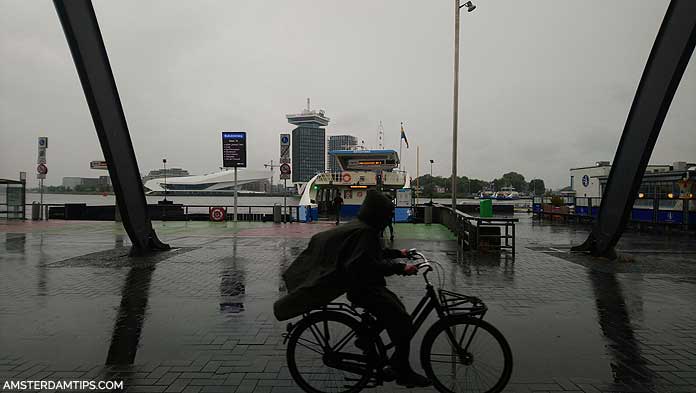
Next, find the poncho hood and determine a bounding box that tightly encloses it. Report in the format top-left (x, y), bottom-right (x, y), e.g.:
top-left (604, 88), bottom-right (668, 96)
top-left (357, 190), bottom-right (394, 230)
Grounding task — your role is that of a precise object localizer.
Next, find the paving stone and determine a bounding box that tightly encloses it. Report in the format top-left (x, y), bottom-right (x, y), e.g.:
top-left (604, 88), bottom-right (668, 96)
top-left (1, 220), bottom-right (695, 392)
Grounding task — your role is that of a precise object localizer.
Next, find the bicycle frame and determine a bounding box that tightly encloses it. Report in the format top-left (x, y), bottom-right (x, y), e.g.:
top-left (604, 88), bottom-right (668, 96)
top-left (285, 252), bottom-right (491, 384)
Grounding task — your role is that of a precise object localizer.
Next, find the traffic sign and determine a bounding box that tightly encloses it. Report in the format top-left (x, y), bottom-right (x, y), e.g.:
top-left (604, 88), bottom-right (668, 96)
top-left (280, 133), bottom-right (290, 164)
top-left (37, 163), bottom-right (48, 175)
top-left (280, 146), bottom-right (290, 164)
top-left (280, 163), bottom-right (291, 179)
top-left (281, 145), bottom-right (290, 158)
top-left (37, 149), bottom-right (46, 164)
top-left (90, 160), bottom-right (108, 170)
top-left (36, 173), bottom-right (46, 180)
top-left (37, 137), bottom-right (48, 164)
top-left (280, 134), bottom-right (290, 146)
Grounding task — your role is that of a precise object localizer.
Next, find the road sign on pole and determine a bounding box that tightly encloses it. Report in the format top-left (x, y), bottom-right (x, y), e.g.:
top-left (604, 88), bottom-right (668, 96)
top-left (37, 137), bottom-right (48, 164)
top-left (280, 163), bottom-right (291, 180)
top-left (280, 133), bottom-right (291, 164)
top-left (90, 160), bottom-right (108, 170)
top-left (280, 134), bottom-right (290, 145)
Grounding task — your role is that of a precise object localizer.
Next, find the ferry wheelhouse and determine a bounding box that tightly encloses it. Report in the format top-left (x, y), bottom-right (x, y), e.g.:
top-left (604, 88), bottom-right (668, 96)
top-left (298, 149), bottom-right (412, 222)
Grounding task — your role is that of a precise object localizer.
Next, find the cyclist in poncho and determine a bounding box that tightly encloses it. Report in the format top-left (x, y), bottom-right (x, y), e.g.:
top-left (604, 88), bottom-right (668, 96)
top-left (274, 190), bottom-right (431, 388)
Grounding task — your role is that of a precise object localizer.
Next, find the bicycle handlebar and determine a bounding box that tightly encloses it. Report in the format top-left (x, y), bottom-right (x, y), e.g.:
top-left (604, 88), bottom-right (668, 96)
top-left (407, 250), bottom-right (434, 285)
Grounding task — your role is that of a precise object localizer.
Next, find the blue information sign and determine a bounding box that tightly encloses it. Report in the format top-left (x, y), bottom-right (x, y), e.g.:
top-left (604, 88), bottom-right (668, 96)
top-left (222, 132), bottom-right (247, 168)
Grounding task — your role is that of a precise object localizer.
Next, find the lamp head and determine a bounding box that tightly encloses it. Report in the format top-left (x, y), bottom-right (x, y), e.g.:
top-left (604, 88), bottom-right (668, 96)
top-left (463, 1), bottom-right (476, 12)
top-left (430, 159), bottom-right (434, 164)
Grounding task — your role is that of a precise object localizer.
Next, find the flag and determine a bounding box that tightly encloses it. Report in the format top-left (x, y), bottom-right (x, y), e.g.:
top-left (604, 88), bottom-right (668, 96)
top-left (400, 122), bottom-right (409, 148)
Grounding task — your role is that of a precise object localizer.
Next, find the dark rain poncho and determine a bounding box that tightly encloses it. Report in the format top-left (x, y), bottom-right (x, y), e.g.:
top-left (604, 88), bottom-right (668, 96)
top-left (273, 190), bottom-right (405, 321)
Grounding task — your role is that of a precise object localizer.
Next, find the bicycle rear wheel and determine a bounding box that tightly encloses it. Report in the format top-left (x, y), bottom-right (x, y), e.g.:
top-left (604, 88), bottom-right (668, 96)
top-left (286, 311), bottom-right (372, 393)
top-left (421, 315), bottom-right (512, 393)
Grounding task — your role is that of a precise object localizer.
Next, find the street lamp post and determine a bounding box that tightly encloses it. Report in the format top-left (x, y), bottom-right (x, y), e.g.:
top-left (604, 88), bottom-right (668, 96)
top-left (452, 0), bottom-right (476, 213)
top-left (162, 158), bottom-right (167, 201)
top-left (430, 159), bottom-right (434, 204)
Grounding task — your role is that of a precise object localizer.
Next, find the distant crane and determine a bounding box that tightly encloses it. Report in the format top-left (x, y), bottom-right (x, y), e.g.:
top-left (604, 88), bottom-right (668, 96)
top-left (264, 160), bottom-right (281, 193)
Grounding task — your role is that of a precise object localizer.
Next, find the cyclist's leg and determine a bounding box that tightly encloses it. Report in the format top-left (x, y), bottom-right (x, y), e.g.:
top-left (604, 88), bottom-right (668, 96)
top-left (348, 288), bottom-right (411, 367)
top-left (348, 287), bottom-right (431, 387)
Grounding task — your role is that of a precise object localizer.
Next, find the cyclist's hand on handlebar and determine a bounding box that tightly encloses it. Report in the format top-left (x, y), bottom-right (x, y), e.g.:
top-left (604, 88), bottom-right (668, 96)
top-left (403, 264), bottom-right (418, 276)
top-left (401, 248), bottom-right (418, 259)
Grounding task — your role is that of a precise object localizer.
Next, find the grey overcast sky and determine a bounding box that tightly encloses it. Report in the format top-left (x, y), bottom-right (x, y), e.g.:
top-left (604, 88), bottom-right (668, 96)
top-left (1, 0), bottom-right (694, 189)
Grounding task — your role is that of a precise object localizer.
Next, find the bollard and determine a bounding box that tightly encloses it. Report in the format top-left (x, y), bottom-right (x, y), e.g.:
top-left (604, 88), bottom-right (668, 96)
top-left (273, 204), bottom-right (282, 223)
top-left (424, 206), bottom-right (433, 225)
top-left (31, 202), bottom-right (41, 221)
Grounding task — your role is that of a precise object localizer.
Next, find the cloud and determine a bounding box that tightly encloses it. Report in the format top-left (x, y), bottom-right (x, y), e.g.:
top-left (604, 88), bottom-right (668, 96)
top-left (1, 0), bottom-right (692, 189)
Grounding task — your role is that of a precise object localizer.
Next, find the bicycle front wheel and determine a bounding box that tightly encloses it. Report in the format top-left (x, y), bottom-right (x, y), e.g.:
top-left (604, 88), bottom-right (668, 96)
top-left (421, 315), bottom-right (512, 393)
top-left (286, 311), bottom-right (372, 393)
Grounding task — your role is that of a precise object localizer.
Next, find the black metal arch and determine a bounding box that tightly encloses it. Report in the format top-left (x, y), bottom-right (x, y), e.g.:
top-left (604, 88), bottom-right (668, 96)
top-left (54, 0), bottom-right (169, 255)
top-left (572, 0), bottom-right (696, 259)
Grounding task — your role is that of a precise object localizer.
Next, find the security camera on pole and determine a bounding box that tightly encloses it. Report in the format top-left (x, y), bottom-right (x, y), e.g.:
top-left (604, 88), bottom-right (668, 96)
top-left (279, 134), bottom-right (291, 222)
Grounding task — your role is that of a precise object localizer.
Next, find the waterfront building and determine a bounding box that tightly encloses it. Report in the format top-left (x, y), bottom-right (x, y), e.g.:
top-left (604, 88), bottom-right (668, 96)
top-left (570, 161), bottom-right (696, 198)
top-left (327, 135), bottom-right (358, 173)
top-left (62, 176), bottom-right (110, 189)
top-left (287, 100), bottom-right (329, 183)
top-left (143, 169), bottom-right (271, 194)
top-left (142, 168), bottom-right (190, 183)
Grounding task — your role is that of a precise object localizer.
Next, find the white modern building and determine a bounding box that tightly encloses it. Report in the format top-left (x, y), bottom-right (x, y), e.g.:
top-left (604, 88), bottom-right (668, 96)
top-left (569, 161), bottom-right (612, 198)
top-left (570, 161), bottom-right (693, 198)
top-left (143, 169), bottom-right (271, 193)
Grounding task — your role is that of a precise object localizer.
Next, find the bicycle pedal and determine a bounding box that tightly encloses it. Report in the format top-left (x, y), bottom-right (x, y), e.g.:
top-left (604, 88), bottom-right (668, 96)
top-left (381, 365), bottom-right (396, 382)
top-left (363, 377), bottom-right (381, 388)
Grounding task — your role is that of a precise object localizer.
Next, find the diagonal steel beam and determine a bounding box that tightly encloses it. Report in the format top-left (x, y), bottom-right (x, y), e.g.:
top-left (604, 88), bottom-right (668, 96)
top-left (54, 0), bottom-right (169, 256)
top-left (572, 0), bottom-right (696, 259)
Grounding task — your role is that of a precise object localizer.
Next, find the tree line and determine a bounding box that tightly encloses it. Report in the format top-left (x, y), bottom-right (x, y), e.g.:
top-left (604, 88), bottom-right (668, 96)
top-left (414, 171), bottom-right (546, 196)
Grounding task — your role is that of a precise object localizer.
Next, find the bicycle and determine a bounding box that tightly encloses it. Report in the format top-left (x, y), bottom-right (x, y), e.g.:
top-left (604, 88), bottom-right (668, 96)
top-left (282, 250), bottom-right (513, 393)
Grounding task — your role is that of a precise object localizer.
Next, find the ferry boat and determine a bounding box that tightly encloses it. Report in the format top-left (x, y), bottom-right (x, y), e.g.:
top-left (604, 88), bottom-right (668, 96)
top-left (297, 149), bottom-right (412, 222)
top-left (478, 191), bottom-right (495, 199)
top-left (494, 186), bottom-right (520, 200)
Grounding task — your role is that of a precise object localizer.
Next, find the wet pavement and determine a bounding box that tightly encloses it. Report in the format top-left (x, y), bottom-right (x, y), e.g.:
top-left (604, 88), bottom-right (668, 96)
top-left (1, 217), bottom-right (695, 392)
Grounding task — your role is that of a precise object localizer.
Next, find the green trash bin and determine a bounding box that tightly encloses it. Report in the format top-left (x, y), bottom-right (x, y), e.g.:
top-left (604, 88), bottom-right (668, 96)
top-left (480, 199), bottom-right (493, 218)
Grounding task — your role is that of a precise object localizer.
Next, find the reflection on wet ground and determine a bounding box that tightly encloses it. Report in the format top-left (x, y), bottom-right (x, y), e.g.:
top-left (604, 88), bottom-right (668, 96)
top-left (0, 217), bottom-right (695, 392)
top-left (106, 265), bottom-right (155, 366)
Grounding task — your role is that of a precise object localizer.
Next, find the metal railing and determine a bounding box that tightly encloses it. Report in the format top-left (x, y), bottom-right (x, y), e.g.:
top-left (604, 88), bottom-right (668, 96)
top-left (434, 203), bottom-right (517, 257)
top-left (178, 205), bottom-right (300, 222)
top-left (533, 196), bottom-right (695, 229)
top-left (314, 170), bottom-right (407, 186)
top-left (34, 203), bottom-right (300, 222)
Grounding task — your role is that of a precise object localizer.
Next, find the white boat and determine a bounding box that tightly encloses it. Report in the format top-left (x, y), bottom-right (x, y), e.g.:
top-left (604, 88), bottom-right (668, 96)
top-left (494, 186), bottom-right (520, 200)
top-left (298, 149), bottom-right (412, 222)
